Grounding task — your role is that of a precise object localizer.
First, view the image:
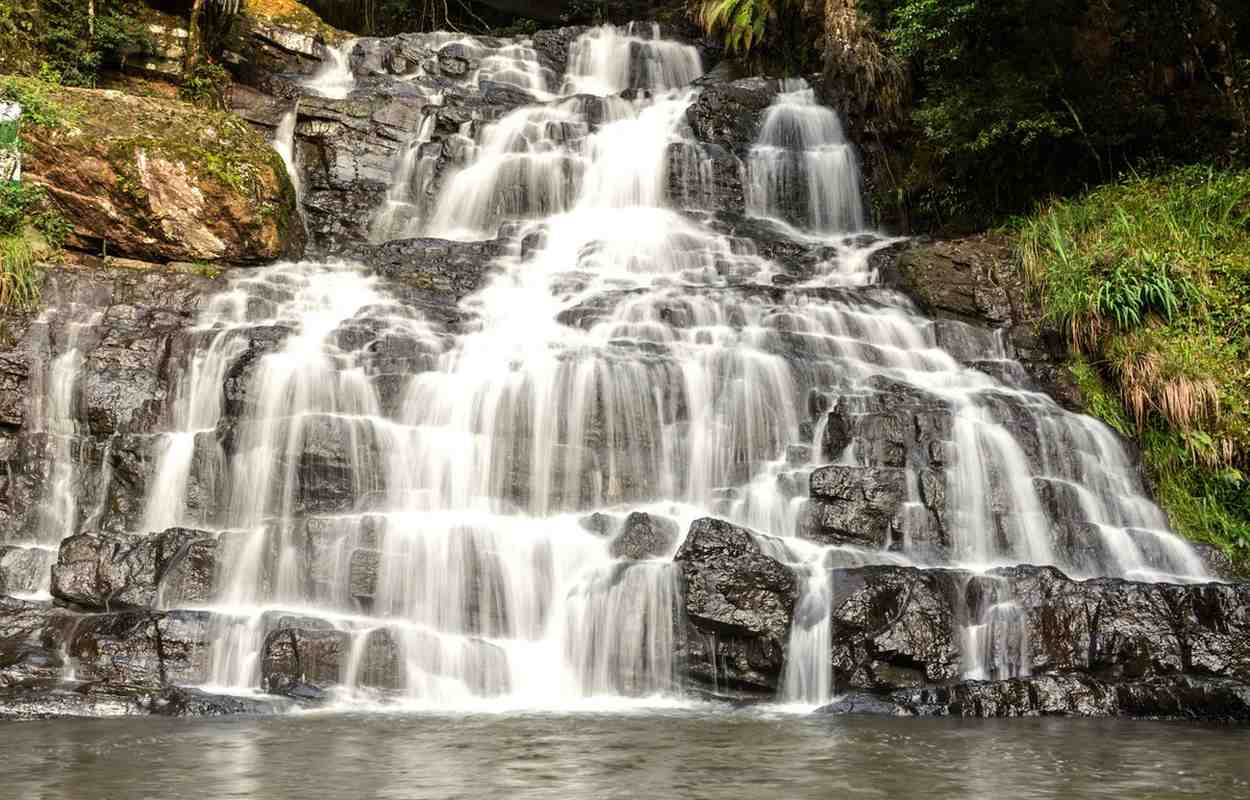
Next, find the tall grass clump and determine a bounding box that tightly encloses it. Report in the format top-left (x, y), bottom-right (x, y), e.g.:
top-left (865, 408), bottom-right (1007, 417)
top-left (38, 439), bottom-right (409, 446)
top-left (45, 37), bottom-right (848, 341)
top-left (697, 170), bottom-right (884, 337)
top-left (1017, 166), bottom-right (1250, 562)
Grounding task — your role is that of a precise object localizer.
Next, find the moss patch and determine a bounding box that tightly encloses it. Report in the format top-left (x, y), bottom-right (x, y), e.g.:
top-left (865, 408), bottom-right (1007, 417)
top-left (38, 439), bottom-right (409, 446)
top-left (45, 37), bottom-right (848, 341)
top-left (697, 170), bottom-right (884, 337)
top-left (18, 82), bottom-right (300, 263)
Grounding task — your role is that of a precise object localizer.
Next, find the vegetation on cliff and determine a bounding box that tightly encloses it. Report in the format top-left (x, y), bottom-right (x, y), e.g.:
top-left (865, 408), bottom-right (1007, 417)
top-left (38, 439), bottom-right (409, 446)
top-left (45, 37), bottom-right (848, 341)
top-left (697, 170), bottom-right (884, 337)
top-left (851, 0), bottom-right (1250, 230)
top-left (1018, 166), bottom-right (1250, 561)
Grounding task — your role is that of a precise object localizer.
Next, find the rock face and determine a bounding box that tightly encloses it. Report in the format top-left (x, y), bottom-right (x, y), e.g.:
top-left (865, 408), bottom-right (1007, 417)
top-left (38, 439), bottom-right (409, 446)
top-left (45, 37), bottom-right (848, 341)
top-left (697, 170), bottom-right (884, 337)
top-left (821, 675), bottom-right (1250, 721)
top-left (674, 553), bottom-right (1250, 718)
top-left (675, 518), bottom-right (797, 695)
top-left (883, 235), bottom-right (1079, 408)
top-left (51, 528), bottom-right (217, 610)
top-left (23, 88), bottom-right (303, 265)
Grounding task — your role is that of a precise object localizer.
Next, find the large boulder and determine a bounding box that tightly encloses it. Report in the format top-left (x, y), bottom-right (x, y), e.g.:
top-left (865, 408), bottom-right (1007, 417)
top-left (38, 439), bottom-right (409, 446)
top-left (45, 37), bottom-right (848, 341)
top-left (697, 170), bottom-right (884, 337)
top-left (822, 564), bottom-right (1250, 699)
top-left (50, 528), bottom-right (218, 610)
top-left (23, 87), bottom-right (303, 265)
top-left (674, 517), bottom-right (797, 694)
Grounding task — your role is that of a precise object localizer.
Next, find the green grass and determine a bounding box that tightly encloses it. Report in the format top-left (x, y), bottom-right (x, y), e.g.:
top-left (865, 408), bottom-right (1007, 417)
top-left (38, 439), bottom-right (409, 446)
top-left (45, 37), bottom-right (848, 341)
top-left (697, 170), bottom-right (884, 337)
top-left (1016, 165), bottom-right (1250, 562)
top-left (0, 233), bottom-right (39, 310)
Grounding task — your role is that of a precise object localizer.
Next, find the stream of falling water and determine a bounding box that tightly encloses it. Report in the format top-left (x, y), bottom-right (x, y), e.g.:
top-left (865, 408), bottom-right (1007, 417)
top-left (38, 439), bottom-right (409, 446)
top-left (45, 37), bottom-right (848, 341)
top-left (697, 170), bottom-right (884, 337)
top-left (111, 24), bottom-right (1208, 709)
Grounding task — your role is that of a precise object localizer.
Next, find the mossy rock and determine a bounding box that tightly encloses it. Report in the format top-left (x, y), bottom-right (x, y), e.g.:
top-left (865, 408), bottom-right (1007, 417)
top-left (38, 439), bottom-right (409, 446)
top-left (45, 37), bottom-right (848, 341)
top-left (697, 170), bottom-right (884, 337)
top-left (21, 85), bottom-right (303, 265)
top-left (242, 0), bottom-right (349, 53)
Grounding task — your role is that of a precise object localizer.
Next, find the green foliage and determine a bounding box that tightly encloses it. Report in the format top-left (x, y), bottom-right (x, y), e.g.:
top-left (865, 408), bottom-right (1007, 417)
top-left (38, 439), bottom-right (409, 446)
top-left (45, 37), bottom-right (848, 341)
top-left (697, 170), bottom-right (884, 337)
top-left (699, 0), bottom-right (774, 54)
top-left (1066, 354), bottom-right (1131, 438)
top-left (180, 62), bottom-right (232, 110)
top-left (860, 0), bottom-right (1250, 228)
top-left (30, 207), bottom-right (72, 249)
top-left (1019, 166), bottom-right (1250, 559)
top-left (0, 120), bottom-right (17, 148)
top-left (0, 182), bottom-right (46, 235)
top-left (0, 233), bottom-right (39, 310)
top-left (39, 0), bottom-right (152, 87)
top-left (695, 0), bottom-right (819, 75)
top-left (0, 75), bottom-right (72, 128)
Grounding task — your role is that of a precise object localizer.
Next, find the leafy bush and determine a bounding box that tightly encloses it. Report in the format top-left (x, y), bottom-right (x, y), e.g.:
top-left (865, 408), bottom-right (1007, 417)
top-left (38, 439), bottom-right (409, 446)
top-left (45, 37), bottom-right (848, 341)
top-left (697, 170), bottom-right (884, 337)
top-left (180, 61), bottom-right (232, 110)
top-left (39, 0), bottom-right (152, 87)
top-left (1018, 166), bottom-right (1250, 559)
top-left (0, 182), bottom-right (45, 235)
top-left (695, 0), bottom-right (820, 74)
top-left (0, 75), bottom-right (72, 128)
top-left (857, 0), bottom-right (1250, 228)
top-left (699, 0), bottom-right (774, 54)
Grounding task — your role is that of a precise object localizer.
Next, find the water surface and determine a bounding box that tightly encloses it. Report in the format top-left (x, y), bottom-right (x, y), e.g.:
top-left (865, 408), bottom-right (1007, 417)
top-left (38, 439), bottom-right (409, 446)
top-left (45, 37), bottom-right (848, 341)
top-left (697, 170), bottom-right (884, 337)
top-left (4, 710), bottom-right (1248, 799)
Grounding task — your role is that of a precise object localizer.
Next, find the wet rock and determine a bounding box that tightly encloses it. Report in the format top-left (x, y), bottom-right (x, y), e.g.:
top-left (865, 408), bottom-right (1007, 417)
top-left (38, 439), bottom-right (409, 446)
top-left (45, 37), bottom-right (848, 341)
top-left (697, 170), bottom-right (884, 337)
top-left (817, 690), bottom-right (909, 716)
top-left (339, 236), bottom-right (506, 310)
top-left (882, 235), bottom-right (1079, 408)
top-left (52, 609), bottom-right (213, 687)
top-left (801, 466), bottom-right (908, 549)
top-left (0, 685), bottom-right (148, 719)
top-left (1191, 543), bottom-right (1248, 582)
top-left (872, 674), bottom-right (1250, 721)
top-left (349, 548), bottom-right (379, 601)
top-left (24, 87), bottom-right (302, 264)
top-left (578, 512), bottom-right (619, 537)
top-left (261, 625), bottom-right (402, 693)
top-left (828, 566), bottom-right (963, 690)
top-left (675, 517), bottom-right (797, 693)
top-left (0, 546), bottom-right (52, 596)
top-left (148, 685), bottom-right (288, 716)
top-left (261, 627), bottom-right (349, 690)
top-left (685, 77), bottom-right (780, 158)
top-left (610, 512), bottom-right (680, 560)
top-left (50, 528), bottom-right (218, 610)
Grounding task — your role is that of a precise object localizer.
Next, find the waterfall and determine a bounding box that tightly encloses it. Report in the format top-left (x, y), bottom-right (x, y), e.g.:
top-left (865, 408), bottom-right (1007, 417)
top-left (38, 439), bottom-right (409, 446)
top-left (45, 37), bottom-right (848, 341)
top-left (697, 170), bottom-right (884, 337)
top-left (746, 79), bottom-right (865, 233)
top-left (306, 39), bottom-right (357, 99)
top-left (369, 111), bottom-right (441, 242)
top-left (85, 23), bottom-right (1206, 708)
top-left (272, 104), bottom-right (303, 204)
top-left (19, 307), bottom-right (103, 596)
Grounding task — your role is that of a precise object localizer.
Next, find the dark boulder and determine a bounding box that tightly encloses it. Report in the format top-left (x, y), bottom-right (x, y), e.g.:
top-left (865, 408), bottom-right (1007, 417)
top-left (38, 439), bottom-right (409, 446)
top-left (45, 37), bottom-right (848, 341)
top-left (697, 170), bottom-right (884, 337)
top-left (50, 528), bottom-right (218, 610)
top-left (685, 77), bottom-right (779, 158)
top-left (801, 465), bottom-right (908, 549)
top-left (675, 517), bottom-right (797, 693)
top-left (610, 512), bottom-right (680, 560)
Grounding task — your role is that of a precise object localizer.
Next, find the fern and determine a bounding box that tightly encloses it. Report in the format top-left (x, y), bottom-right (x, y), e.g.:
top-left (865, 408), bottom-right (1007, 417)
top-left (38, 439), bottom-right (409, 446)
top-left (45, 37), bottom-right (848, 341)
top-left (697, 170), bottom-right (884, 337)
top-left (699, 0), bottom-right (777, 55)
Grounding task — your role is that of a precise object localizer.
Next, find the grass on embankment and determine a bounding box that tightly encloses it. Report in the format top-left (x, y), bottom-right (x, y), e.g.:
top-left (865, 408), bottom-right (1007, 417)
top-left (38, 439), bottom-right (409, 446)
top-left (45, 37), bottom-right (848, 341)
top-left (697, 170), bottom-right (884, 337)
top-left (1016, 165), bottom-right (1250, 563)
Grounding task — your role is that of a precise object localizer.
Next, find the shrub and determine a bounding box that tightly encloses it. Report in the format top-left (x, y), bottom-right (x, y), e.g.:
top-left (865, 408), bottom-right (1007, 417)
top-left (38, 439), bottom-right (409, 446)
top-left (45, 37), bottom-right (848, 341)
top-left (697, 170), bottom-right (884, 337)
top-left (857, 0), bottom-right (1250, 228)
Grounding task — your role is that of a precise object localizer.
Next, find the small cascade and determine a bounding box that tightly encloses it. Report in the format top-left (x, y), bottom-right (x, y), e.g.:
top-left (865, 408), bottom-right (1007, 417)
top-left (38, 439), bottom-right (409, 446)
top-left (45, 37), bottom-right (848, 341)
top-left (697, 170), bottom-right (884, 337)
top-left (780, 556), bottom-right (833, 706)
top-left (272, 104), bottom-right (303, 203)
top-left (21, 307), bottom-right (103, 595)
top-left (305, 39), bottom-right (357, 99)
top-left (746, 79), bottom-right (864, 233)
top-left (369, 111), bottom-right (440, 242)
top-left (562, 23), bottom-right (703, 96)
top-left (960, 577), bottom-right (1031, 681)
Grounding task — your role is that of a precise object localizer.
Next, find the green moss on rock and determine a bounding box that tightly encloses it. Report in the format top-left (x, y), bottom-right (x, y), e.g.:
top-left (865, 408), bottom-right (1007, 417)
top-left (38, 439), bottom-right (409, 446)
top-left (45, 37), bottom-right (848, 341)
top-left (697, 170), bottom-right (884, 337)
top-left (20, 84), bottom-right (303, 264)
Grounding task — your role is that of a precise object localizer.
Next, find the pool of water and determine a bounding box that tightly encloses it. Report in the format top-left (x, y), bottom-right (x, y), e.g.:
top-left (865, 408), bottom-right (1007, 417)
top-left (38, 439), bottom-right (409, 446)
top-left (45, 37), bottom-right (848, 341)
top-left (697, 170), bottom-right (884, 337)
top-left (3, 708), bottom-right (1248, 799)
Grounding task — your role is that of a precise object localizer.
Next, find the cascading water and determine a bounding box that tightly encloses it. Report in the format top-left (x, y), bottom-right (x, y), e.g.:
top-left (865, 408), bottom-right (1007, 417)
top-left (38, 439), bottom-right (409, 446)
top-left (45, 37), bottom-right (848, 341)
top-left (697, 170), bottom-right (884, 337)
top-left (105, 24), bottom-right (1207, 709)
top-left (747, 80), bottom-right (864, 233)
top-left (305, 39), bottom-right (358, 99)
top-left (9, 306), bottom-right (104, 598)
